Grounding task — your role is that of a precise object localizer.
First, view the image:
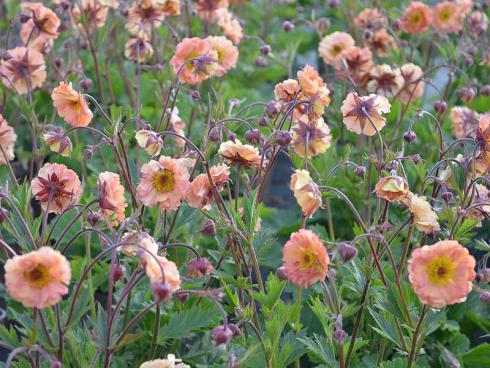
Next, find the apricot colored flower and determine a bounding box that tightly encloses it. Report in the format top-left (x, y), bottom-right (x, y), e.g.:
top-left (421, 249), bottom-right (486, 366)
top-left (476, 113), bottom-right (490, 151)
top-left (432, 1), bottom-right (465, 33)
top-left (206, 36), bottom-right (239, 77)
top-left (290, 170), bottom-right (322, 217)
top-left (140, 355), bottom-right (190, 368)
top-left (186, 163), bottom-right (230, 210)
top-left (145, 255), bottom-right (181, 291)
top-left (354, 8), bottom-right (386, 29)
top-left (367, 28), bottom-right (397, 57)
top-left (0, 115), bottom-right (17, 165)
top-left (367, 64), bottom-right (403, 98)
top-left (214, 9), bottom-right (244, 44)
top-left (0, 47), bottom-right (47, 95)
top-left (339, 46), bottom-right (373, 83)
top-left (408, 240), bottom-right (475, 308)
top-left (375, 176), bottom-right (409, 202)
top-left (20, 2), bottom-right (60, 52)
top-left (32, 163), bottom-right (82, 214)
top-left (124, 37), bottom-right (154, 63)
top-left (292, 116), bottom-right (332, 158)
top-left (121, 230), bottom-right (159, 258)
top-left (161, 0), bottom-right (181, 16)
top-left (341, 92), bottom-right (391, 136)
top-left (98, 172), bottom-right (127, 225)
top-left (43, 127), bottom-right (72, 157)
top-left (282, 229), bottom-right (329, 287)
top-left (137, 156), bottom-right (190, 210)
top-left (297, 65), bottom-right (328, 98)
top-left (403, 192), bottom-right (440, 234)
top-left (167, 107), bottom-right (187, 148)
top-left (170, 37), bottom-right (218, 84)
top-left (126, 1), bottom-right (166, 38)
top-left (51, 82), bottom-right (93, 127)
top-left (196, 0), bottom-right (229, 22)
top-left (398, 63), bottom-right (425, 104)
top-left (449, 107), bottom-right (479, 139)
top-left (318, 32), bottom-right (355, 69)
top-left (5, 247), bottom-right (71, 309)
top-left (274, 79), bottom-right (300, 107)
top-left (136, 129), bottom-right (164, 156)
top-left (72, 0), bottom-right (109, 31)
top-left (466, 184), bottom-right (490, 222)
top-left (218, 139), bottom-right (261, 168)
top-left (401, 2), bottom-right (432, 35)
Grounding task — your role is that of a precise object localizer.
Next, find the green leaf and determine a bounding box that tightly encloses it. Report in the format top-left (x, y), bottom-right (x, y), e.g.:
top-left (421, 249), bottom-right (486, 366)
top-left (462, 343), bottom-right (490, 368)
top-left (298, 334), bottom-right (337, 368)
top-left (368, 308), bottom-right (402, 348)
top-left (251, 273), bottom-right (286, 310)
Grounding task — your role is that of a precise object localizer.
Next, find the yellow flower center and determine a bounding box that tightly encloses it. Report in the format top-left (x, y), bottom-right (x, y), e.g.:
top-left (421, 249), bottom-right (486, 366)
top-left (408, 11), bottom-right (422, 25)
top-left (24, 264), bottom-right (51, 288)
top-left (426, 257), bottom-right (456, 286)
top-left (152, 169), bottom-right (175, 193)
top-left (299, 248), bottom-right (318, 270)
top-left (185, 52), bottom-right (201, 69)
top-left (439, 9), bottom-right (451, 22)
top-left (332, 43), bottom-right (345, 56)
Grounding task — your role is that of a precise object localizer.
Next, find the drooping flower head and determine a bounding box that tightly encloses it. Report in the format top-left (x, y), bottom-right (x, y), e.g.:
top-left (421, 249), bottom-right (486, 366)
top-left (274, 79), bottom-right (300, 107)
top-left (135, 129), bottom-right (164, 156)
top-left (282, 229), bottom-right (329, 287)
top-left (186, 163), bottom-right (230, 210)
top-left (0, 114), bottom-right (17, 165)
top-left (397, 63), bottom-right (425, 104)
top-left (290, 170), bottom-right (322, 217)
top-left (354, 8), bottom-right (387, 29)
top-left (137, 156), bottom-right (190, 210)
top-left (20, 2), bottom-right (60, 52)
top-left (475, 113), bottom-right (490, 151)
top-left (206, 36), bottom-right (239, 77)
top-left (196, 0), bottom-right (229, 22)
top-left (72, 0), bottom-right (109, 31)
top-left (0, 46), bottom-right (47, 95)
top-left (466, 184), bottom-right (490, 222)
top-left (292, 116), bottom-right (332, 158)
top-left (51, 82), bottom-right (93, 127)
top-left (218, 139), bottom-right (261, 168)
top-left (43, 127), bottom-right (72, 157)
top-left (140, 355), bottom-right (190, 368)
top-left (214, 8), bottom-right (244, 44)
top-left (98, 171), bottom-right (127, 225)
top-left (121, 230), bottom-right (159, 258)
top-left (32, 163), bottom-right (83, 214)
top-left (367, 64), bottom-right (403, 98)
top-left (124, 37), bottom-right (154, 63)
top-left (432, 1), bottom-right (466, 33)
top-left (366, 28), bottom-right (397, 57)
top-left (340, 92), bottom-right (391, 136)
top-left (467, 11), bottom-right (488, 38)
top-left (402, 192), bottom-right (440, 234)
top-left (408, 240), bottom-right (475, 308)
top-left (400, 1), bottom-right (432, 35)
top-left (375, 176), bottom-right (410, 202)
top-left (5, 247), bottom-right (71, 309)
top-left (318, 32), bottom-right (355, 69)
top-left (449, 107), bottom-right (479, 139)
top-left (338, 46), bottom-right (373, 83)
top-left (145, 255), bottom-right (181, 291)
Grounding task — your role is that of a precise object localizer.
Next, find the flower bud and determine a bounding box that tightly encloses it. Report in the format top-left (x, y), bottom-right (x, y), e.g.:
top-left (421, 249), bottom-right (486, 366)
top-left (176, 292), bottom-right (188, 303)
top-left (480, 291), bottom-right (490, 304)
top-left (135, 130), bottom-right (163, 156)
top-left (329, 0), bottom-right (339, 8)
top-left (227, 323), bottom-right (241, 338)
top-left (259, 44), bottom-right (271, 56)
top-left (481, 85), bottom-right (490, 96)
top-left (152, 282), bottom-right (173, 303)
top-left (258, 116), bottom-right (268, 127)
top-left (80, 78), bottom-right (93, 90)
top-left (244, 129), bottom-right (262, 145)
top-left (191, 90), bottom-right (201, 101)
top-left (54, 57), bottom-right (63, 68)
top-left (211, 325), bottom-right (234, 345)
top-left (87, 212), bottom-right (103, 226)
top-left (255, 56), bottom-right (267, 68)
top-left (43, 128), bottom-right (72, 157)
top-left (354, 165), bottom-right (366, 179)
top-left (481, 268), bottom-right (490, 283)
top-left (83, 148), bottom-right (94, 159)
top-left (19, 13), bottom-right (30, 23)
top-left (187, 257), bottom-right (214, 278)
top-left (434, 101), bottom-right (447, 114)
top-left (392, 19), bottom-right (402, 31)
top-left (79, 38), bottom-right (88, 49)
top-left (338, 242), bottom-right (358, 263)
top-left (464, 56), bottom-right (474, 67)
top-left (199, 219), bottom-right (216, 236)
top-left (111, 264), bottom-right (126, 282)
top-left (442, 191), bottom-right (453, 204)
top-left (276, 266), bottom-right (288, 280)
top-left (275, 130), bottom-right (292, 146)
top-left (315, 17), bottom-right (330, 34)
top-left (333, 329), bottom-right (347, 345)
top-left (227, 132), bottom-right (236, 141)
top-left (51, 362), bottom-right (62, 368)
top-left (403, 130), bottom-right (416, 143)
top-left (120, 5), bottom-right (129, 16)
top-left (60, 1), bottom-right (70, 10)
top-left (282, 21), bottom-right (295, 32)
top-left (458, 87), bottom-right (476, 104)
top-left (363, 29), bottom-right (373, 40)
top-left (265, 100), bottom-right (281, 117)
top-left (208, 127), bottom-right (221, 142)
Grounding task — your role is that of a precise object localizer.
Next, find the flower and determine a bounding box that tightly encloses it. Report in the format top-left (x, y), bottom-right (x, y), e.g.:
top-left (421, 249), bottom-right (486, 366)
top-left (20, 2), bottom-right (60, 52)
top-left (367, 64), bottom-right (403, 98)
top-left (140, 355), bottom-right (190, 368)
top-left (196, 0), bottom-right (229, 22)
top-left (400, 2), bottom-right (432, 35)
top-left (187, 257), bottom-right (214, 278)
top-left (290, 170), bottom-right (322, 217)
top-left (476, 113), bottom-right (490, 151)
top-left (402, 192), bottom-right (440, 234)
top-left (467, 11), bottom-right (488, 37)
top-left (318, 32), bottom-right (355, 69)
top-left (51, 82), bottom-right (93, 127)
top-left (137, 156), bottom-right (190, 210)
top-left (43, 127), bottom-right (72, 157)
top-left (218, 139), bottom-right (261, 168)
top-left (5, 247), bottom-right (71, 309)
top-left (145, 255), bottom-right (181, 291)
top-left (98, 172), bottom-right (127, 225)
top-left (170, 37), bottom-right (218, 84)
top-left (282, 229), bottom-right (329, 287)
top-left (292, 116), bottom-right (332, 158)
top-left (367, 28), bottom-right (397, 57)
top-left (340, 92), bottom-right (391, 136)
top-left (375, 176), bottom-right (409, 202)
top-left (167, 107), bottom-right (187, 148)
top-left (432, 1), bottom-right (465, 33)
top-left (135, 129), bottom-right (164, 156)
top-left (398, 63), bottom-right (425, 104)
top-left (354, 8), bottom-right (386, 29)
top-left (408, 240), bottom-right (476, 308)
top-left (339, 46), bottom-right (373, 83)
top-left (297, 65), bottom-right (329, 99)
top-left (124, 37), bottom-right (154, 63)
top-left (214, 8), bottom-right (244, 44)
top-left (186, 163), bottom-right (230, 209)
top-left (0, 46), bottom-right (47, 95)
top-left (0, 115), bottom-right (17, 165)
top-left (449, 107), bottom-right (479, 139)
top-left (274, 79), bottom-right (300, 107)
top-left (121, 230), bottom-right (159, 257)
top-left (466, 184), bottom-right (490, 222)
top-left (32, 163), bottom-right (83, 214)
top-left (206, 36), bottom-right (239, 77)
top-left (72, 0), bottom-right (109, 31)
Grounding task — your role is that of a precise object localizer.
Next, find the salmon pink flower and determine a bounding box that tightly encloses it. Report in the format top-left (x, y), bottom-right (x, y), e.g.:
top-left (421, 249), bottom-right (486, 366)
top-left (292, 116), bottom-right (332, 158)
top-left (290, 170), bottom-right (322, 217)
top-left (274, 79), bottom-right (300, 107)
top-left (0, 115), bottom-right (17, 165)
top-left (206, 36), bottom-right (239, 77)
top-left (403, 192), bottom-right (440, 234)
top-left (367, 28), bottom-right (397, 57)
top-left (339, 46), bottom-right (373, 83)
top-left (318, 32), bottom-right (355, 69)
top-left (354, 8), bottom-right (386, 29)
top-left (186, 163), bottom-right (230, 210)
top-left (400, 2), bottom-right (432, 35)
top-left (0, 46), bottom-right (47, 95)
top-left (72, 0), bottom-right (109, 31)
top-left (408, 240), bottom-right (476, 308)
top-left (124, 37), bottom-right (154, 63)
top-left (450, 107), bottom-right (479, 139)
top-left (218, 139), bottom-right (261, 168)
top-left (432, 1), bottom-right (465, 33)
top-left (5, 247), bottom-right (71, 309)
top-left (375, 176), bottom-right (410, 202)
top-left (282, 229), bottom-right (329, 287)
top-left (98, 171), bottom-right (127, 225)
top-left (51, 82), bottom-right (93, 127)
top-left (137, 156), bottom-right (190, 210)
top-left (145, 255), bottom-right (181, 291)
top-left (32, 163), bottom-right (83, 214)
top-left (476, 113), bottom-right (490, 151)
top-left (466, 184), bottom-right (490, 222)
top-left (398, 63), bottom-right (425, 104)
top-left (20, 2), bottom-right (60, 52)
top-left (367, 64), bottom-right (403, 98)
top-left (196, 0), bottom-right (229, 22)
top-left (341, 92), bottom-right (391, 136)
top-left (297, 65), bottom-right (329, 99)
top-left (214, 8), bottom-right (244, 44)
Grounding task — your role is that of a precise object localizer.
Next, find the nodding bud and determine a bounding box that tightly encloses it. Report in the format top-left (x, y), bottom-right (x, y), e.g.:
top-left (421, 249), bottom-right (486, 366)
top-left (265, 100), bottom-right (281, 117)
top-left (199, 219), bottom-right (216, 237)
top-left (19, 13), bottom-right (30, 23)
top-left (0, 207), bottom-right (7, 224)
top-left (404, 130), bottom-right (417, 143)
top-left (315, 17), bottom-right (330, 34)
top-left (80, 78), bottom-right (93, 90)
top-left (111, 264), bottom-right (126, 282)
top-left (120, 5), bottom-right (129, 16)
top-left (51, 362), bottom-right (62, 368)
top-left (176, 292), bottom-right (188, 303)
top-left (87, 212), bottom-right (103, 226)
top-left (434, 100), bottom-right (447, 114)
top-left (187, 257), bottom-right (214, 278)
top-left (333, 329), bottom-right (347, 345)
top-left (458, 87), bottom-right (476, 104)
top-left (79, 38), bottom-right (88, 49)
top-left (211, 325), bottom-right (235, 346)
top-left (191, 90), bottom-right (201, 101)
top-left (152, 282), bottom-right (173, 303)
top-left (276, 266), bottom-right (288, 280)
top-left (60, 0), bottom-right (70, 11)
top-left (227, 323), bottom-right (241, 338)
top-left (54, 57), bottom-right (63, 68)
top-left (259, 116), bottom-right (268, 127)
top-left (338, 242), bottom-right (358, 263)
top-left (392, 19), bottom-right (402, 31)
top-left (260, 44), bottom-right (272, 56)
top-left (410, 154), bottom-right (421, 165)
top-left (481, 85), bottom-right (490, 97)
top-left (480, 291), bottom-right (490, 304)
top-left (227, 132), bottom-right (236, 141)
top-left (464, 56), bottom-right (474, 67)
top-left (282, 21), bottom-right (295, 32)
top-left (329, 0), bottom-right (339, 8)
top-left (363, 29), bottom-right (373, 40)
top-left (354, 165), bottom-right (366, 179)
top-left (276, 130), bottom-right (292, 146)
top-left (482, 268), bottom-right (490, 283)
top-left (442, 191), bottom-right (452, 204)
top-left (208, 127), bottom-right (221, 142)
top-left (244, 129), bottom-right (262, 145)
top-left (255, 56), bottom-right (267, 68)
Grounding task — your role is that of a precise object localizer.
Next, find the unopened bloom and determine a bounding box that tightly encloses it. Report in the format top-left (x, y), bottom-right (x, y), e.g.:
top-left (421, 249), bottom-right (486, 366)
top-left (292, 116), bottom-right (332, 158)
top-left (145, 255), bottom-right (181, 291)
top-left (467, 11), bottom-right (488, 38)
top-left (375, 176), bottom-right (409, 202)
top-left (170, 37), bottom-right (218, 84)
top-left (449, 107), bottom-right (479, 139)
top-left (400, 2), bottom-right (432, 35)
top-left (432, 1), bottom-right (465, 33)
top-left (137, 156), bottom-right (190, 210)
top-left (403, 192), bottom-right (440, 234)
top-left (0, 46), bottom-right (47, 95)
top-left (408, 240), bottom-right (475, 308)
top-left (218, 139), bottom-right (261, 168)
top-left (186, 163), bottom-right (230, 209)
top-left (140, 355), bottom-right (190, 368)
top-left (98, 171), bottom-right (127, 225)
top-left (32, 163), bottom-right (83, 214)
top-left (0, 115), bottom-right (17, 165)
top-left (124, 37), bottom-right (154, 63)
top-left (282, 229), bottom-right (329, 287)
top-left (43, 127), bottom-right (72, 157)
top-left (398, 63), bottom-right (425, 104)
top-left (354, 8), bottom-right (386, 29)
top-left (318, 32), bottom-right (355, 69)
top-left (135, 129), bottom-right (164, 156)
top-left (340, 92), bottom-right (391, 136)
top-left (51, 82), bottom-right (93, 127)
top-left (20, 2), bottom-right (60, 52)
top-left (367, 64), bottom-right (403, 98)
top-left (196, 0), bottom-right (229, 22)
top-left (290, 170), bottom-right (322, 217)
top-left (187, 257), bottom-right (214, 278)
top-left (206, 36), bottom-right (239, 77)
top-left (5, 247), bottom-right (71, 309)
